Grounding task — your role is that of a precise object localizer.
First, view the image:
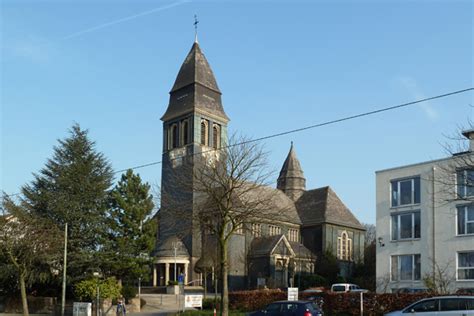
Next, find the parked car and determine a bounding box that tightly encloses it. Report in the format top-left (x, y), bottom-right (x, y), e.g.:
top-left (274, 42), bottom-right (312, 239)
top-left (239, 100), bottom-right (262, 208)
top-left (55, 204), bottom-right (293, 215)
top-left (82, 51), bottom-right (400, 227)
top-left (384, 296), bottom-right (474, 316)
top-left (248, 300), bottom-right (323, 316)
top-left (394, 288), bottom-right (429, 294)
top-left (330, 283), bottom-right (368, 293)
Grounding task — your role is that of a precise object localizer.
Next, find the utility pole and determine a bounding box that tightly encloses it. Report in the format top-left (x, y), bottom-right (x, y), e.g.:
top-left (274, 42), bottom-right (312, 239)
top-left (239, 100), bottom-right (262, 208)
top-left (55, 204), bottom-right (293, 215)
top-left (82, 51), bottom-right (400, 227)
top-left (61, 223), bottom-right (68, 316)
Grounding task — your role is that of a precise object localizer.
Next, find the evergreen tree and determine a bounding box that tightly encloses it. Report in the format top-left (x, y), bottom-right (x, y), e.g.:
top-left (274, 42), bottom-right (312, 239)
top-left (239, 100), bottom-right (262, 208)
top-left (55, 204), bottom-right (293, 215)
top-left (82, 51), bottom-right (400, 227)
top-left (103, 169), bottom-right (155, 283)
top-left (21, 124), bottom-right (113, 282)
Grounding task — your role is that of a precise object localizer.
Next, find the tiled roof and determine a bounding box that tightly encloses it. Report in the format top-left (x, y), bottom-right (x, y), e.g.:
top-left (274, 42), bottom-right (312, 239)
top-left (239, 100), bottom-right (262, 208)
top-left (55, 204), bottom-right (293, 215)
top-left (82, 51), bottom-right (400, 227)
top-left (170, 42), bottom-right (220, 93)
top-left (296, 186), bottom-right (364, 230)
top-left (249, 235), bottom-right (314, 259)
top-left (155, 236), bottom-right (190, 258)
top-left (161, 42), bottom-right (228, 122)
top-left (278, 142), bottom-right (305, 181)
top-left (238, 184), bottom-right (303, 225)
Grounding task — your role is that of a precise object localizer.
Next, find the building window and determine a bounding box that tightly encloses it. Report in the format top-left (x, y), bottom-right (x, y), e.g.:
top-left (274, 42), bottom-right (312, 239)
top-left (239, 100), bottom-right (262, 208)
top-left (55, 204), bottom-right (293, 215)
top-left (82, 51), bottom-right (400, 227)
top-left (337, 231), bottom-right (352, 261)
top-left (169, 124), bottom-right (179, 149)
top-left (391, 211), bottom-right (421, 240)
top-left (457, 205), bottom-right (474, 235)
top-left (457, 169), bottom-right (474, 199)
top-left (288, 229), bottom-right (299, 242)
top-left (391, 177), bottom-right (421, 207)
top-left (391, 254), bottom-right (421, 281)
top-left (213, 124), bottom-right (220, 149)
top-left (200, 120), bottom-right (208, 146)
top-left (182, 119), bottom-right (189, 145)
top-left (458, 252), bottom-right (474, 280)
top-left (252, 223), bottom-right (261, 237)
top-left (269, 225), bottom-right (281, 236)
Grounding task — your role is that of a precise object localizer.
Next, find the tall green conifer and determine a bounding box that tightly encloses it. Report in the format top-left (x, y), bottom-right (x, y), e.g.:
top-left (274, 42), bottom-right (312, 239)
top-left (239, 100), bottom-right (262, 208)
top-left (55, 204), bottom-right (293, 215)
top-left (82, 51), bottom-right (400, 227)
top-left (21, 124), bottom-right (113, 281)
top-left (103, 169), bottom-right (156, 283)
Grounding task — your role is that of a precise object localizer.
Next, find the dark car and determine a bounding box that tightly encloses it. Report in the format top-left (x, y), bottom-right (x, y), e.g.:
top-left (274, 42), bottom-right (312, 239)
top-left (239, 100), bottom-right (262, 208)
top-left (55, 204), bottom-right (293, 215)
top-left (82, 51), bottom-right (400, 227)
top-left (248, 300), bottom-right (323, 316)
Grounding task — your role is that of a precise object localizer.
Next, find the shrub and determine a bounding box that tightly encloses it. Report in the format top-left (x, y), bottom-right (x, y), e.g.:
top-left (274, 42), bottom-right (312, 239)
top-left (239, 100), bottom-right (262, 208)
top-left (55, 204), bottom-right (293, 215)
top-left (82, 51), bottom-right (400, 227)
top-left (229, 289), bottom-right (286, 311)
top-left (121, 285), bottom-right (137, 303)
top-left (202, 297), bottom-right (220, 310)
top-left (228, 289), bottom-right (470, 315)
top-left (74, 277), bottom-right (121, 301)
top-left (168, 280), bottom-right (178, 285)
top-left (295, 273), bottom-right (327, 289)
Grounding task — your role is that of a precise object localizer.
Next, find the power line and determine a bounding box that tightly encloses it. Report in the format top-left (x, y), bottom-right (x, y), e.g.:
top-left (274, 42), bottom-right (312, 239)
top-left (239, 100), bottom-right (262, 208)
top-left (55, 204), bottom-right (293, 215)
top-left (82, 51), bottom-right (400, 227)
top-left (3, 87), bottom-right (474, 198)
top-left (115, 87), bottom-right (473, 173)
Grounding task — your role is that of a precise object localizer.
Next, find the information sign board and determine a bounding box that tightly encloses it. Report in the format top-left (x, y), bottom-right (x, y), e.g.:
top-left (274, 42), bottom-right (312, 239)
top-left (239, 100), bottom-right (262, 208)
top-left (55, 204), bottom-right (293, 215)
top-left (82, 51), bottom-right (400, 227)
top-left (73, 302), bottom-right (92, 316)
top-left (184, 294), bottom-right (203, 308)
top-left (287, 287), bottom-right (298, 301)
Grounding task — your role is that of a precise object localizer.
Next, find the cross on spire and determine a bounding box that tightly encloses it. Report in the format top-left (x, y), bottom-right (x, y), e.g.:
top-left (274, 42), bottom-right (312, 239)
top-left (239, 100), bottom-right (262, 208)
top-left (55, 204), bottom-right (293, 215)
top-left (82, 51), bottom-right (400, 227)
top-left (194, 14), bottom-right (199, 43)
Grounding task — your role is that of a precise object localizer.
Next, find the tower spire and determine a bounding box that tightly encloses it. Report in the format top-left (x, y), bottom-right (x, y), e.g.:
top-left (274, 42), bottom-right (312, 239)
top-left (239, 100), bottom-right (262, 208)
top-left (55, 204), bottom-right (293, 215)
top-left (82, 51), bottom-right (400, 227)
top-left (194, 14), bottom-right (199, 43)
top-left (277, 142), bottom-right (306, 201)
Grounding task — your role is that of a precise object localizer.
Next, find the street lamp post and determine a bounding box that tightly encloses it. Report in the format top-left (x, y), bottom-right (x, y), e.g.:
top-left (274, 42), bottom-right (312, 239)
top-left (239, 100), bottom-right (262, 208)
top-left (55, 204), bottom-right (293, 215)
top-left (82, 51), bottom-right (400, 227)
top-left (93, 271), bottom-right (102, 316)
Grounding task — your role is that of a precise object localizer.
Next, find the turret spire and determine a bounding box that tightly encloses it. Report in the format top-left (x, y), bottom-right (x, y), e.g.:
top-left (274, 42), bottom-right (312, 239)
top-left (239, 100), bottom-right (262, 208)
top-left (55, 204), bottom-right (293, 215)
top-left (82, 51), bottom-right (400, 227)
top-left (277, 142), bottom-right (306, 201)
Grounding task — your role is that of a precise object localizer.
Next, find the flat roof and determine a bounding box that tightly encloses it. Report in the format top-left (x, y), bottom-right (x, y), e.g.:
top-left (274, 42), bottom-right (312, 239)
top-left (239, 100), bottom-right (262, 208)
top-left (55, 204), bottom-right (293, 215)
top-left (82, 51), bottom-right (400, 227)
top-left (375, 155), bottom-right (456, 174)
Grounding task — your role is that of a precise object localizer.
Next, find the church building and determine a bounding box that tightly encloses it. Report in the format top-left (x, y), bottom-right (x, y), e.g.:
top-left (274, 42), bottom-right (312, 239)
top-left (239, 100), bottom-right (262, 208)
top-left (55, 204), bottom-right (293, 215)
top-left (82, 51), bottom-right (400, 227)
top-left (152, 39), bottom-right (365, 290)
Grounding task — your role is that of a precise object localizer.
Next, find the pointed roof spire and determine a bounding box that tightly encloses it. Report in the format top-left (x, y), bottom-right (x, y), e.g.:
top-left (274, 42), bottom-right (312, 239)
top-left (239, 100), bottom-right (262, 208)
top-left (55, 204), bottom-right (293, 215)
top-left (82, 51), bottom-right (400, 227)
top-left (170, 41), bottom-right (221, 94)
top-left (279, 142), bottom-right (304, 179)
top-left (277, 142), bottom-right (306, 201)
top-left (161, 41), bottom-right (228, 122)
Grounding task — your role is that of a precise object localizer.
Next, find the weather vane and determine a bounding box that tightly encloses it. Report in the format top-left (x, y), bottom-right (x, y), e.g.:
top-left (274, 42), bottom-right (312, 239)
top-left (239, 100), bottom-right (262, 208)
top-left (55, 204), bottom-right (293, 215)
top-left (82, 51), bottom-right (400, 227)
top-left (194, 14), bottom-right (199, 42)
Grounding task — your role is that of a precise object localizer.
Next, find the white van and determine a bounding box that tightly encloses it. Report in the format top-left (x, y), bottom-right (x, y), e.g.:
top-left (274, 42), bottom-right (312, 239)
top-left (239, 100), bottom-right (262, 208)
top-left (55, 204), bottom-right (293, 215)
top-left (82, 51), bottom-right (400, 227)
top-left (331, 283), bottom-right (367, 293)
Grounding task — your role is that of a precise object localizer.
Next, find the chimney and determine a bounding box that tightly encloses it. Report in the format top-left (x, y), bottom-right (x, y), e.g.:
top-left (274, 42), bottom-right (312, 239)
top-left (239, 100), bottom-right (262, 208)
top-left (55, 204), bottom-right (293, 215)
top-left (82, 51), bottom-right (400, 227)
top-left (462, 129), bottom-right (474, 152)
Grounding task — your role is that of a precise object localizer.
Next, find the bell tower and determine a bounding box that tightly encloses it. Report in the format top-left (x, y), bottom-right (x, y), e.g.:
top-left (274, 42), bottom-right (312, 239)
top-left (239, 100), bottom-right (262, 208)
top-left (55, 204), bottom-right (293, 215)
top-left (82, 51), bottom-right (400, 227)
top-left (159, 39), bottom-right (229, 274)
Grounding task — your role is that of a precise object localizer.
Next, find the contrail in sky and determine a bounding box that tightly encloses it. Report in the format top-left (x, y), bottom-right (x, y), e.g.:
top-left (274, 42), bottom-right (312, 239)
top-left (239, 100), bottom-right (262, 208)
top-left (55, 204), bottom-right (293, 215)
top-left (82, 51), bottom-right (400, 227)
top-left (62, 0), bottom-right (190, 40)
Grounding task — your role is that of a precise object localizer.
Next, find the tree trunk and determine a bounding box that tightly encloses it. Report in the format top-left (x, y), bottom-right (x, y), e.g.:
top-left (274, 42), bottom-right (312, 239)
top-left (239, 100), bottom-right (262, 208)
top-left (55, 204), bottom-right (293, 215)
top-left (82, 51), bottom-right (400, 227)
top-left (19, 270), bottom-right (29, 316)
top-left (219, 238), bottom-right (228, 316)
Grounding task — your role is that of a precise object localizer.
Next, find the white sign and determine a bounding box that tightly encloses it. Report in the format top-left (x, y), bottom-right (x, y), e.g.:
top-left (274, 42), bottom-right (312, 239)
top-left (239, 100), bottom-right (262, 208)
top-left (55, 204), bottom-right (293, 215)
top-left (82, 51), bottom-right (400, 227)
top-left (184, 294), bottom-right (203, 308)
top-left (73, 302), bottom-right (92, 316)
top-left (288, 287), bottom-right (298, 301)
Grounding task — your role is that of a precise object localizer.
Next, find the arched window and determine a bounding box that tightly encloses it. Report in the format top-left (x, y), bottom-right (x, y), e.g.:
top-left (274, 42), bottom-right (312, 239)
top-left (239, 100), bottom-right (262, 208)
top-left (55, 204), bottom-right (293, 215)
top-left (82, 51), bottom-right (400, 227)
top-left (170, 124), bottom-right (178, 149)
top-left (337, 231), bottom-right (352, 261)
top-left (200, 120), bottom-right (208, 146)
top-left (182, 120), bottom-right (189, 145)
top-left (212, 124), bottom-right (220, 149)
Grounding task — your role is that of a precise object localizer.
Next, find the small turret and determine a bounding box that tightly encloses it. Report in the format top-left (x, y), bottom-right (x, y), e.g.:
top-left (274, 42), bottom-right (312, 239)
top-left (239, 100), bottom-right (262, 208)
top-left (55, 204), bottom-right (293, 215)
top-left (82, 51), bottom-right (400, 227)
top-left (277, 142), bottom-right (306, 201)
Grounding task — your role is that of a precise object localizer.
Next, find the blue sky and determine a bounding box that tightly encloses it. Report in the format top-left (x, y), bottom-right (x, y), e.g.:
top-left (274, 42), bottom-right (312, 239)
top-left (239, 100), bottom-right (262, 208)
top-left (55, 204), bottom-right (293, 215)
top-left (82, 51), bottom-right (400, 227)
top-left (1, 0), bottom-right (473, 224)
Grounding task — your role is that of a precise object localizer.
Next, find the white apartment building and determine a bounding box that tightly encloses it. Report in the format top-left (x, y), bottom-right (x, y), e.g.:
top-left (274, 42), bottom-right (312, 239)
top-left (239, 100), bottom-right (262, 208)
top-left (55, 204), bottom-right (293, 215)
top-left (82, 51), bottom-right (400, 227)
top-left (376, 130), bottom-right (474, 293)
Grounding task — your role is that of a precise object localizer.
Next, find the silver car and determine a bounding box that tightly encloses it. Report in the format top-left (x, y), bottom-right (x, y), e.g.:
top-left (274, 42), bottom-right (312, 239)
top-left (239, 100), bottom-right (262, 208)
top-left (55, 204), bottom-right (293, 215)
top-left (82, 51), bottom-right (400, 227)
top-left (385, 296), bottom-right (474, 316)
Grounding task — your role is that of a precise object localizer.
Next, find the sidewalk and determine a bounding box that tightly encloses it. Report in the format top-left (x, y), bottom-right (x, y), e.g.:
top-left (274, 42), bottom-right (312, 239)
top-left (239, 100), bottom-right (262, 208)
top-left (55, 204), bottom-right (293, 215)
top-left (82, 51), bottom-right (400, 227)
top-left (128, 294), bottom-right (184, 316)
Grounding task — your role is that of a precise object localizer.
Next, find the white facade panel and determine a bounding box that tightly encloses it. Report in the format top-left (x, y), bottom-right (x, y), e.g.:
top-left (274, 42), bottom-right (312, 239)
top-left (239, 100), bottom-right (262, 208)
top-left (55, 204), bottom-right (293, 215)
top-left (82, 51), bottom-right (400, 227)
top-left (376, 151), bottom-right (474, 293)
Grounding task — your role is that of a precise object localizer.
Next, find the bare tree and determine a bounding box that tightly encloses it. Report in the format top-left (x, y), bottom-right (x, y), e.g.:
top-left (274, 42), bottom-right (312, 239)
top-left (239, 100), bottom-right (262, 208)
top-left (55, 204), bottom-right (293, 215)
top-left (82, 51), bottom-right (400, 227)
top-left (376, 274), bottom-right (392, 293)
top-left (432, 123), bottom-right (474, 204)
top-left (422, 259), bottom-right (455, 294)
top-left (363, 223), bottom-right (376, 245)
top-left (1, 196), bottom-right (61, 316)
top-left (164, 134), bottom-right (290, 316)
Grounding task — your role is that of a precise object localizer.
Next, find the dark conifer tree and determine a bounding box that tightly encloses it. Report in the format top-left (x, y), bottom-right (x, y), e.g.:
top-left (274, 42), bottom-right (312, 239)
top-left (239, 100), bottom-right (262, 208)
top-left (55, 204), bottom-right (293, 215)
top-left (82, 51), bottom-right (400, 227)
top-left (21, 123), bottom-right (113, 281)
top-left (103, 169), bottom-right (156, 283)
